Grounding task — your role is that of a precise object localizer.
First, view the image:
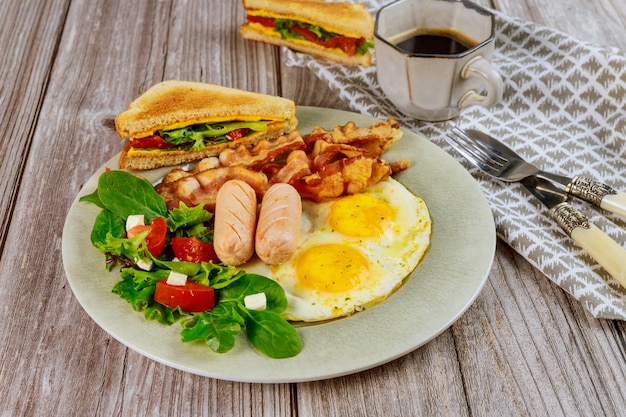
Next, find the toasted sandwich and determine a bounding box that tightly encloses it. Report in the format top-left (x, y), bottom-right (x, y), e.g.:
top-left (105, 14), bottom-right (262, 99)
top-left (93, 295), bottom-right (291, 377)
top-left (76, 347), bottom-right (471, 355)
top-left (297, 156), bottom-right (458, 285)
top-left (240, 0), bottom-right (374, 66)
top-left (114, 80), bottom-right (298, 171)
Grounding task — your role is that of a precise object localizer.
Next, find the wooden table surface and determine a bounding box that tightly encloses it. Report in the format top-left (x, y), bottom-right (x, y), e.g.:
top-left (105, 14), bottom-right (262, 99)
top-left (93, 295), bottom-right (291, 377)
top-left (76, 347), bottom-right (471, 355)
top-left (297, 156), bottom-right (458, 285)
top-left (1, 0), bottom-right (625, 416)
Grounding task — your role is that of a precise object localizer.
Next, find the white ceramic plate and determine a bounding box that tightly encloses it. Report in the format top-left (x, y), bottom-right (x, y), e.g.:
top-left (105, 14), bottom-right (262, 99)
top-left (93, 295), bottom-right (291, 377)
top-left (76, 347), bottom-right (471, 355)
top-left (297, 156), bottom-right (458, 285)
top-left (62, 107), bottom-right (495, 383)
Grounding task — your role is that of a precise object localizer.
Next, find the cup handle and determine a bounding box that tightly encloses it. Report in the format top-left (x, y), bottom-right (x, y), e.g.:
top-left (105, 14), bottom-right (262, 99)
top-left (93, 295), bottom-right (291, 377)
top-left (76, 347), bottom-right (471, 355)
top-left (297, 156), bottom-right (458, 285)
top-left (459, 55), bottom-right (503, 108)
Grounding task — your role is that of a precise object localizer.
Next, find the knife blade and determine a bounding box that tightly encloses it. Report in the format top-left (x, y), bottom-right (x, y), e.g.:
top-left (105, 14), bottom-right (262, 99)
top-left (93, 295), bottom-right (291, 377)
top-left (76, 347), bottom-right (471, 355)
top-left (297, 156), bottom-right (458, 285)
top-left (521, 175), bottom-right (626, 288)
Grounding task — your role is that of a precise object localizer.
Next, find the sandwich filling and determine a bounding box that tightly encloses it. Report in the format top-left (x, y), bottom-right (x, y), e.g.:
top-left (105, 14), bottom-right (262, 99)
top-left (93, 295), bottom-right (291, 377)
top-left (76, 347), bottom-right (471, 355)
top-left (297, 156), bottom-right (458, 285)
top-left (129, 120), bottom-right (272, 152)
top-left (246, 15), bottom-right (372, 56)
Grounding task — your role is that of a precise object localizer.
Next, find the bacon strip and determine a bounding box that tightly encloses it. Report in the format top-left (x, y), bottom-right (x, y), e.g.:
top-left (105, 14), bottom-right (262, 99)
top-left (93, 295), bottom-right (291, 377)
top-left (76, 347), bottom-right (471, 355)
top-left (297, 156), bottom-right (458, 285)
top-left (302, 116), bottom-right (402, 156)
top-left (155, 166), bottom-right (268, 211)
top-left (218, 131), bottom-right (305, 169)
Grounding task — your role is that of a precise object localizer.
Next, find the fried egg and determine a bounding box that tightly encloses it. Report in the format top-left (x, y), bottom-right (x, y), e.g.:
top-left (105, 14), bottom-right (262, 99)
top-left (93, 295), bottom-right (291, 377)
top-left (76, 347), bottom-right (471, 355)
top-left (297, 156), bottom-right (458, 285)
top-left (244, 177), bottom-right (431, 322)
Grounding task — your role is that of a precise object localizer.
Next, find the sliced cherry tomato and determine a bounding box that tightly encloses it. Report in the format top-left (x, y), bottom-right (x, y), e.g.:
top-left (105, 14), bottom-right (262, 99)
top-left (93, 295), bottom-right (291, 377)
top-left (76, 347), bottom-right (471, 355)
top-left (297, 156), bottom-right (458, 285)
top-left (247, 15), bottom-right (276, 27)
top-left (131, 135), bottom-right (177, 149)
top-left (154, 279), bottom-right (215, 312)
top-left (289, 24), bottom-right (321, 43)
top-left (321, 36), bottom-right (360, 56)
top-left (127, 216), bottom-right (167, 257)
top-left (287, 25), bottom-right (360, 56)
top-left (171, 236), bottom-right (219, 263)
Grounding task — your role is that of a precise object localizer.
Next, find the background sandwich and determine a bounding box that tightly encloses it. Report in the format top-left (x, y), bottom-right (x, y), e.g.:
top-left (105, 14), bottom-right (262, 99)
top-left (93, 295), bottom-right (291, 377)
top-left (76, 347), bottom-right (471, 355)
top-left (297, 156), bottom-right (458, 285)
top-left (115, 80), bottom-right (298, 171)
top-left (240, 0), bottom-right (374, 66)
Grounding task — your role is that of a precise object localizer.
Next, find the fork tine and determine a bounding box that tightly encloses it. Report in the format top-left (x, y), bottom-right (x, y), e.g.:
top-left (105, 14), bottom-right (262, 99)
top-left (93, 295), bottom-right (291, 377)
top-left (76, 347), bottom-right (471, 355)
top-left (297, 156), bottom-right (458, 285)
top-left (445, 127), bottom-right (505, 176)
top-left (452, 127), bottom-right (507, 165)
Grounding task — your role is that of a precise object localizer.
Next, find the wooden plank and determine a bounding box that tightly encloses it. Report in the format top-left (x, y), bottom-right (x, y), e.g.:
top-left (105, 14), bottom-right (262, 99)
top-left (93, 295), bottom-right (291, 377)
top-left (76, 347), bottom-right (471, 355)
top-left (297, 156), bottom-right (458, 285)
top-left (495, 0), bottom-right (626, 50)
top-left (0, 0), bottom-right (70, 248)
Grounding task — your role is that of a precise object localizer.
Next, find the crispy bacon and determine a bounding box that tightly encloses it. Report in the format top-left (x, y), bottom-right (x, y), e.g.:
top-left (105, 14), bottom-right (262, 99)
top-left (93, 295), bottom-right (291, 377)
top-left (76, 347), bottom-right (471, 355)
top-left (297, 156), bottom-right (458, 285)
top-left (302, 116), bottom-right (402, 156)
top-left (155, 117), bottom-right (407, 209)
top-left (269, 150), bottom-right (312, 185)
top-left (294, 154), bottom-right (392, 201)
top-left (218, 131), bottom-right (305, 169)
top-left (155, 166), bottom-right (268, 211)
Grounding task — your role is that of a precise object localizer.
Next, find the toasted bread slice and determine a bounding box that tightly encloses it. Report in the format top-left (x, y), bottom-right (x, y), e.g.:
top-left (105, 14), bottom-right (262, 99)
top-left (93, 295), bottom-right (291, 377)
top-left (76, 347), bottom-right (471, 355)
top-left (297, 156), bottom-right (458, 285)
top-left (114, 80), bottom-right (298, 170)
top-left (240, 0), bottom-right (374, 66)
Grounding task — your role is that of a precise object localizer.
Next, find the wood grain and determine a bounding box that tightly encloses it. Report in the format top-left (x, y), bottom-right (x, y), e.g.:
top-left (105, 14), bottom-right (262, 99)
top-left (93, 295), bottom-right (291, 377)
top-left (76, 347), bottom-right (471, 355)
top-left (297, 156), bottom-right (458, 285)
top-left (0, 0), bottom-right (624, 416)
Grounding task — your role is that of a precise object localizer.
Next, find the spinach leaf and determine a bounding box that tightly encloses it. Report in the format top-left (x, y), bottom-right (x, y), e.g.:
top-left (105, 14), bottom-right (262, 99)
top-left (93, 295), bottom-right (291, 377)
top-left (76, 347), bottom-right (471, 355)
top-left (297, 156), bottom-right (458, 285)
top-left (244, 309), bottom-right (302, 358)
top-left (218, 273), bottom-right (288, 314)
top-left (178, 273), bottom-right (301, 357)
top-left (90, 209), bottom-right (125, 247)
top-left (152, 258), bottom-right (202, 277)
top-left (181, 303), bottom-right (244, 353)
top-left (97, 170), bottom-right (167, 222)
top-left (79, 189), bottom-right (105, 208)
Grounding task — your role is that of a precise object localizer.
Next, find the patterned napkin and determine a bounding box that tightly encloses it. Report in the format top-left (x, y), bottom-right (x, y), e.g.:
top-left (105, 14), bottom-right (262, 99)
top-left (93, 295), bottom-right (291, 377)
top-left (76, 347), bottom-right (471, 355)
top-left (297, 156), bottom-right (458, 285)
top-left (283, 0), bottom-right (626, 320)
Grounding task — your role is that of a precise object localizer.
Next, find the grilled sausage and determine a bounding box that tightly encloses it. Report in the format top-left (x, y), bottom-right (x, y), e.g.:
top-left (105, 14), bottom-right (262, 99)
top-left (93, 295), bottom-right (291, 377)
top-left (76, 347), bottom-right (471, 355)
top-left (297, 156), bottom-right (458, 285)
top-left (213, 180), bottom-right (257, 266)
top-left (255, 183), bottom-right (302, 264)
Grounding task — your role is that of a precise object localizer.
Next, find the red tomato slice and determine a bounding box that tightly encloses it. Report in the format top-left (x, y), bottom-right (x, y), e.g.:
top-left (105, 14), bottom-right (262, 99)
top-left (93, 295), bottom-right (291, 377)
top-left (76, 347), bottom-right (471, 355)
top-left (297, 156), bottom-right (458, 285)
top-left (131, 135), bottom-right (176, 149)
top-left (321, 36), bottom-right (360, 56)
top-left (127, 216), bottom-right (167, 257)
top-left (247, 15), bottom-right (276, 27)
top-left (289, 24), bottom-right (320, 43)
top-left (284, 24), bottom-right (360, 56)
top-left (171, 237), bottom-right (219, 263)
top-left (154, 279), bottom-right (215, 312)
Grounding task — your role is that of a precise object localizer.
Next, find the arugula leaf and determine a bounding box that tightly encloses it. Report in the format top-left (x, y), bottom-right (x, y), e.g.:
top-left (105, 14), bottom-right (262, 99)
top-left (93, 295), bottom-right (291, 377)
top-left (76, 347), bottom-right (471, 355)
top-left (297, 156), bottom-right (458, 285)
top-left (97, 170), bottom-right (167, 222)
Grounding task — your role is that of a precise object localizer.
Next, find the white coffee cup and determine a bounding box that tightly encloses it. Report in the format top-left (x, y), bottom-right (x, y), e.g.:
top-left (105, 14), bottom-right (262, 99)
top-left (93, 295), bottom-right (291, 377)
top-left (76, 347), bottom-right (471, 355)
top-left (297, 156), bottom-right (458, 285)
top-left (374, 0), bottom-right (503, 121)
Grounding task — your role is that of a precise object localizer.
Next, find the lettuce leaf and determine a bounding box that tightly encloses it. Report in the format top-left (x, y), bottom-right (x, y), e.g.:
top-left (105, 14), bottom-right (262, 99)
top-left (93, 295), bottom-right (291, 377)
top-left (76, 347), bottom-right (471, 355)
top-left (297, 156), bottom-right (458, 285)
top-left (158, 120), bottom-right (269, 151)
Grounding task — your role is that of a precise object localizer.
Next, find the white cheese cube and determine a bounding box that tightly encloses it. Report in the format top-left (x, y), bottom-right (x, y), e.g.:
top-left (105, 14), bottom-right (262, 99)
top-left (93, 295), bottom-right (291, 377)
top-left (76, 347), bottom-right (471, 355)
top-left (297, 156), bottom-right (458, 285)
top-left (244, 293), bottom-right (267, 311)
top-left (166, 271), bottom-right (187, 286)
top-left (135, 258), bottom-right (153, 271)
top-left (126, 214), bottom-right (145, 232)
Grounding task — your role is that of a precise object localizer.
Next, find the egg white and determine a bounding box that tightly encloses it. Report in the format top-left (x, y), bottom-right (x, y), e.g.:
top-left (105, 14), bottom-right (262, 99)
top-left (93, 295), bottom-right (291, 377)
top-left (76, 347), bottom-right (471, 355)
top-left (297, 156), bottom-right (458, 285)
top-left (243, 177), bottom-right (432, 322)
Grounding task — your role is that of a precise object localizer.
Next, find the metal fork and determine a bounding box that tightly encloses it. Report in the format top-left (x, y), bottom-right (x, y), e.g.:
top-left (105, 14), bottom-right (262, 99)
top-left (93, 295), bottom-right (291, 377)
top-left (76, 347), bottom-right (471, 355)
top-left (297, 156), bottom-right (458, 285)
top-left (444, 127), bottom-right (569, 185)
top-left (445, 126), bottom-right (626, 287)
top-left (444, 127), bottom-right (626, 218)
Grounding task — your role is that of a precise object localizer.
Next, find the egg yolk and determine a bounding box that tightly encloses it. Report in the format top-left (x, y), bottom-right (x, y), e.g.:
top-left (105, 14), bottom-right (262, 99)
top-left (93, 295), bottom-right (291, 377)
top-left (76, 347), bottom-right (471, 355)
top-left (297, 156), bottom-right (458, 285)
top-left (328, 193), bottom-right (394, 238)
top-left (295, 244), bottom-right (369, 293)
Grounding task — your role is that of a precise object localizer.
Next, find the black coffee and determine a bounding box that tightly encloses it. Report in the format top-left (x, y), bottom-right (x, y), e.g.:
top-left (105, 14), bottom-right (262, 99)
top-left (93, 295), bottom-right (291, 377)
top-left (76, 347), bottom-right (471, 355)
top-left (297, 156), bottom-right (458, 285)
top-left (392, 28), bottom-right (478, 55)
